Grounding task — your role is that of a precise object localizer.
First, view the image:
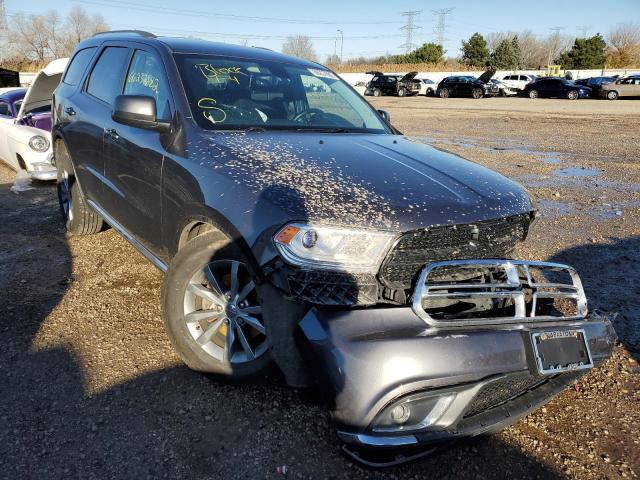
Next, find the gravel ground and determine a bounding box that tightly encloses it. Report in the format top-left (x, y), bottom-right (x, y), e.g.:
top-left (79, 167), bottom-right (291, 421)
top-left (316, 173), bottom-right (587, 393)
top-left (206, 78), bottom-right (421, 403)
top-left (0, 96), bottom-right (638, 479)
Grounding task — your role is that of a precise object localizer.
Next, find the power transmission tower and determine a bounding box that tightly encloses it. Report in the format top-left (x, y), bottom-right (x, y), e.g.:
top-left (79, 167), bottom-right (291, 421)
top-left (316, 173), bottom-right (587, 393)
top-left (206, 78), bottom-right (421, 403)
top-left (432, 7), bottom-right (454, 47)
top-left (0, 0), bottom-right (8, 62)
top-left (576, 25), bottom-right (592, 38)
top-left (399, 11), bottom-right (421, 54)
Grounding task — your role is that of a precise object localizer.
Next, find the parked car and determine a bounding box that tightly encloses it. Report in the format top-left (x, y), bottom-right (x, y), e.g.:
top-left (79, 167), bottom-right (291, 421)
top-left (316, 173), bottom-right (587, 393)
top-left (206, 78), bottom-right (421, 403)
top-left (599, 75), bottom-right (640, 100)
top-left (0, 58), bottom-right (68, 180)
top-left (523, 77), bottom-right (591, 100)
top-left (367, 71), bottom-right (421, 97)
top-left (490, 78), bottom-right (518, 96)
top-left (500, 74), bottom-right (536, 91)
top-left (419, 78), bottom-right (436, 96)
top-left (0, 67), bottom-right (20, 88)
top-left (53, 31), bottom-right (615, 466)
top-left (574, 76), bottom-right (616, 97)
top-left (436, 70), bottom-right (499, 99)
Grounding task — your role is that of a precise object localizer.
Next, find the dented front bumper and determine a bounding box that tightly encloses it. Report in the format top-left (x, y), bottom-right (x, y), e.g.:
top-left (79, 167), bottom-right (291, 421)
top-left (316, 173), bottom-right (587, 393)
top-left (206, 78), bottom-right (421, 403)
top-left (299, 307), bottom-right (616, 451)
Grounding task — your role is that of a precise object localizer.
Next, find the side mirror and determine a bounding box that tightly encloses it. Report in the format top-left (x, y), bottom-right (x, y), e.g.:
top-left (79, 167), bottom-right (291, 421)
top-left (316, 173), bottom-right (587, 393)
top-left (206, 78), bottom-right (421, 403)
top-left (112, 95), bottom-right (170, 132)
top-left (377, 109), bottom-right (390, 122)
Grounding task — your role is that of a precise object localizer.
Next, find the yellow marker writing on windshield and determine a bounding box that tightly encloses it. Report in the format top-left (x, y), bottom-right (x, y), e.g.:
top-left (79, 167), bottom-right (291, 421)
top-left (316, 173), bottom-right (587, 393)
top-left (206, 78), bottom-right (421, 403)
top-left (197, 97), bottom-right (227, 124)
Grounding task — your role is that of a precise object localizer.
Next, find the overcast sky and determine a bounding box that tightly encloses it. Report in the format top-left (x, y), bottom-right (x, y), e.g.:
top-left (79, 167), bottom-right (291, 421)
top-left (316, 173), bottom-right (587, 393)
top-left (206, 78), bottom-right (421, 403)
top-left (7, 0), bottom-right (640, 60)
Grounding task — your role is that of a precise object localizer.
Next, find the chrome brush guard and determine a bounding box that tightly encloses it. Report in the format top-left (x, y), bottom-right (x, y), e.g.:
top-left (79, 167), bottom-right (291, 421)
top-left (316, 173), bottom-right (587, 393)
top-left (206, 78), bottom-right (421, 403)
top-left (412, 260), bottom-right (588, 327)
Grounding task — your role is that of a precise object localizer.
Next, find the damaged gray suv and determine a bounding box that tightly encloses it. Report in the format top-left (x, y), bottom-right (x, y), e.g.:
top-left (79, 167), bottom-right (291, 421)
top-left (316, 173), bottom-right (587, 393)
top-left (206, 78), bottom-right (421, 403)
top-left (52, 31), bottom-right (616, 466)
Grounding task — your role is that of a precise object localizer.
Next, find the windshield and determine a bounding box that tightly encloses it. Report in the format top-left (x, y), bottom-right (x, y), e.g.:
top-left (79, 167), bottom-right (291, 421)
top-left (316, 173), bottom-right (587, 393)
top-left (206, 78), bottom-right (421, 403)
top-left (174, 54), bottom-right (390, 133)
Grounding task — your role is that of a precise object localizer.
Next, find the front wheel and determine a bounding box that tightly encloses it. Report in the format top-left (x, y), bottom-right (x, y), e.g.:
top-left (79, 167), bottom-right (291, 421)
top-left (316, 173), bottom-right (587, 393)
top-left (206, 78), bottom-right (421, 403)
top-left (528, 89), bottom-right (539, 99)
top-left (372, 88), bottom-right (382, 97)
top-left (567, 90), bottom-right (579, 100)
top-left (55, 140), bottom-right (103, 235)
top-left (162, 230), bottom-right (271, 378)
top-left (438, 88), bottom-right (450, 98)
top-left (472, 88), bottom-right (484, 99)
top-left (398, 87), bottom-right (406, 97)
top-left (606, 90), bottom-right (619, 100)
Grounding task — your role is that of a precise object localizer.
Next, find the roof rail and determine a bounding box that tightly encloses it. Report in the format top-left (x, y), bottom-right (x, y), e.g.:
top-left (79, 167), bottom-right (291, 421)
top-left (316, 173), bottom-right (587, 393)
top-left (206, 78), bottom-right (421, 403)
top-left (92, 30), bottom-right (156, 38)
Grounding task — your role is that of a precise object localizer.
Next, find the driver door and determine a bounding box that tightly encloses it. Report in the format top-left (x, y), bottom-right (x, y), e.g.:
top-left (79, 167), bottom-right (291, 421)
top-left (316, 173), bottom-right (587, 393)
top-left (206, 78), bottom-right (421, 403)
top-left (102, 46), bottom-right (173, 255)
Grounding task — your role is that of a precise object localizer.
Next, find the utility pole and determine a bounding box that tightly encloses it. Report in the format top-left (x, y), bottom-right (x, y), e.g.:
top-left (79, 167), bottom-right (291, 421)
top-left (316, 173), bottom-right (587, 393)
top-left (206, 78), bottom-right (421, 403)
top-left (576, 25), bottom-right (592, 38)
top-left (548, 26), bottom-right (566, 66)
top-left (399, 11), bottom-right (421, 54)
top-left (337, 29), bottom-right (343, 63)
top-left (432, 7), bottom-right (454, 48)
top-left (0, 0), bottom-right (8, 63)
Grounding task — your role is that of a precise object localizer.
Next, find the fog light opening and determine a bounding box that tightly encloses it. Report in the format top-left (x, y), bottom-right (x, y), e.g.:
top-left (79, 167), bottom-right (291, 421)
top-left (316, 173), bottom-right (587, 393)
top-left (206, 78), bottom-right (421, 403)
top-left (372, 393), bottom-right (456, 433)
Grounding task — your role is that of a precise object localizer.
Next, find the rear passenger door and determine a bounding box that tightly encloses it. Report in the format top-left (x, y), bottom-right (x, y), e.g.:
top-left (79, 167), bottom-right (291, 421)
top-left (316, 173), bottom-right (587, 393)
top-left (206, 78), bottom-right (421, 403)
top-left (61, 44), bottom-right (130, 204)
top-left (101, 46), bottom-right (172, 255)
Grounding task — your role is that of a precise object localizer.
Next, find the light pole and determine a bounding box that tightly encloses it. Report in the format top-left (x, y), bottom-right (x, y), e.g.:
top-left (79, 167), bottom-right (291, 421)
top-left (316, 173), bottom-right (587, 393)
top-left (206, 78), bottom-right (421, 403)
top-left (337, 29), bottom-right (344, 63)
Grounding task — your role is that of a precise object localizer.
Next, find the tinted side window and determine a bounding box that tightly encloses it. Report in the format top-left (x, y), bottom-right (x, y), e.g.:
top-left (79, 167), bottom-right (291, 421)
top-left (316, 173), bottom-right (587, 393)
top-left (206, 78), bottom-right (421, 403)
top-left (63, 47), bottom-right (97, 86)
top-left (0, 101), bottom-right (10, 116)
top-left (123, 50), bottom-right (170, 119)
top-left (86, 47), bottom-right (130, 104)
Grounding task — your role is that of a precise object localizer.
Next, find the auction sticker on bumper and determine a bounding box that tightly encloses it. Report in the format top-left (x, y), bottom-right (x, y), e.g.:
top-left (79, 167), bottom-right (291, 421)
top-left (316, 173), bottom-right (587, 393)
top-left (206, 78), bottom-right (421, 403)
top-left (531, 329), bottom-right (593, 375)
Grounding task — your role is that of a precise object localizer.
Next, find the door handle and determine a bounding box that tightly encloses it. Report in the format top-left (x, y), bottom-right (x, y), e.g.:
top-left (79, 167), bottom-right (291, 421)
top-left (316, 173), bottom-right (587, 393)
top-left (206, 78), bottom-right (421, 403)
top-left (104, 128), bottom-right (119, 140)
top-left (64, 107), bottom-right (76, 115)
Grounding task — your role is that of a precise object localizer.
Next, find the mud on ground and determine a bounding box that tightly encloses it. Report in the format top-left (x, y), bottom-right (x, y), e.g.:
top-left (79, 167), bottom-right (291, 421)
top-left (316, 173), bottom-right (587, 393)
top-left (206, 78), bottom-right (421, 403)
top-left (0, 96), bottom-right (638, 479)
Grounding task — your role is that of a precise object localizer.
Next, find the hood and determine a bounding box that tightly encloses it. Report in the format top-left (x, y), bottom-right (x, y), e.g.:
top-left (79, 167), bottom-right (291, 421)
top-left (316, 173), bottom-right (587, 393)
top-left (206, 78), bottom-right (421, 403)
top-left (194, 132), bottom-right (534, 233)
top-left (399, 71), bottom-right (418, 83)
top-left (18, 58), bottom-right (68, 119)
top-left (477, 68), bottom-right (496, 84)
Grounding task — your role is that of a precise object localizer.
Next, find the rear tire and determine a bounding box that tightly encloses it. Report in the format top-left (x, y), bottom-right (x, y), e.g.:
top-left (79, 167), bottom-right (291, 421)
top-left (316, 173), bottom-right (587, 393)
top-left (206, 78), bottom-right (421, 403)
top-left (438, 88), bottom-right (450, 98)
top-left (606, 90), bottom-right (619, 100)
top-left (162, 230), bottom-right (272, 378)
top-left (372, 88), bottom-right (382, 97)
top-left (55, 140), bottom-right (103, 235)
top-left (528, 89), bottom-right (539, 99)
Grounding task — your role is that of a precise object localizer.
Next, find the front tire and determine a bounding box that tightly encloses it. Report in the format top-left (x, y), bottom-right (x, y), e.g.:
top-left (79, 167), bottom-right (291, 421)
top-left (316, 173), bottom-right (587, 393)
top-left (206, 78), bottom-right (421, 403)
top-left (438, 88), bottom-right (450, 98)
top-left (372, 88), bottom-right (382, 97)
top-left (472, 88), bottom-right (484, 99)
top-left (606, 90), bottom-right (619, 100)
top-left (567, 90), bottom-right (579, 100)
top-left (528, 89), bottom-right (539, 99)
top-left (398, 87), bottom-right (406, 97)
top-left (55, 140), bottom-right (103, 235)
top-left (162, 230), bottom-right (271, 378)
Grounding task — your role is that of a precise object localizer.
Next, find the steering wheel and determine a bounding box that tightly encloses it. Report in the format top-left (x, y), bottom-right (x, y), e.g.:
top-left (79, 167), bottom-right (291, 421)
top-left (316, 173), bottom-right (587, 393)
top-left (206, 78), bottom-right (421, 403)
top-left (292, 108), bottom-right (325, 124)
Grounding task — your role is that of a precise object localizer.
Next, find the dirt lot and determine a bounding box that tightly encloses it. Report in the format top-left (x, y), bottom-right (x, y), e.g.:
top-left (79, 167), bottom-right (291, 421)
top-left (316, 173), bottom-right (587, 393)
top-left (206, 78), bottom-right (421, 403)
top-left (1, 96), bottom-right (639, 479)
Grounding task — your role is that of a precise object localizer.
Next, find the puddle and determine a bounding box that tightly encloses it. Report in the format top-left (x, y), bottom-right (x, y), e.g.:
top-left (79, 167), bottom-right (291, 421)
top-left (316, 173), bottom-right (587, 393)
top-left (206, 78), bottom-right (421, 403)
top-left (554, 167), bottom-right (602, 177)
top-left (537, 199), bottom-right (572, 218)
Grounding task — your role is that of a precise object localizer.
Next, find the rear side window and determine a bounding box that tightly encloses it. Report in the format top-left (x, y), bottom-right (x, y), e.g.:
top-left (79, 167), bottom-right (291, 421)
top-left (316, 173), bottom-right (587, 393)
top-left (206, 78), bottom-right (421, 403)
top-left (123, 50), bottom-right (170, 119)
top-left (63, 47), bottom-right (97, 86)
top-left (86, 47), bottom-right (130, 104)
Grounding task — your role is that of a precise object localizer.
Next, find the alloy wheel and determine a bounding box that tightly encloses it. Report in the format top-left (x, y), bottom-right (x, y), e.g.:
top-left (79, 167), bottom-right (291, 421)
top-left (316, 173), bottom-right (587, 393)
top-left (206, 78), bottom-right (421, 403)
top-left (183, 259), bottom-right (267, 364)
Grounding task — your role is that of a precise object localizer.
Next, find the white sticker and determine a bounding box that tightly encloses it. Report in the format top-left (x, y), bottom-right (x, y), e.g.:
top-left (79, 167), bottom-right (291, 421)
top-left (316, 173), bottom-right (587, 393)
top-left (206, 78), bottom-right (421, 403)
top-left (308, 68), bottom-right (338, 80)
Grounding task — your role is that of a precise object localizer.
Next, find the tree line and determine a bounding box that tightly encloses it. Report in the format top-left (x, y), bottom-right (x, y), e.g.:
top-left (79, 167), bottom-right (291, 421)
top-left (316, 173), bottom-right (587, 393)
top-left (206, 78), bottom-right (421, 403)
top-left (1, 7), bottom-right (108, 71)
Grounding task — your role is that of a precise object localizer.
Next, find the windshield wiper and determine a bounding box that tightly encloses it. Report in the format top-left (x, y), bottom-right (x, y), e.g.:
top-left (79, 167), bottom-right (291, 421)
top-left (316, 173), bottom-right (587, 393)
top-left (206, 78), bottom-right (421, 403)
top-left (294, 127), bottom-right (351, 133)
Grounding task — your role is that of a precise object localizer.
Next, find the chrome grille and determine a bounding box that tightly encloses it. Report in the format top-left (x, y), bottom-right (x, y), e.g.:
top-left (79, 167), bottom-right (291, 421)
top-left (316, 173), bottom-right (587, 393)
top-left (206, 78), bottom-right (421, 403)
top-left (411, 259), bottom-right (587, 327)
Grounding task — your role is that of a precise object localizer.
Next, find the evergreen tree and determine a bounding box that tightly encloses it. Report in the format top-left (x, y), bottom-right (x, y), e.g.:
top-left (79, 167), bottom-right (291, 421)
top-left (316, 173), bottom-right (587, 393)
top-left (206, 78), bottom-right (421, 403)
top-left (490, 38), bottom-right (522, 69)
top-left (395, 43), bottom-right (444, 63)
top-left (557, 34), bottom-right (607, 69)
top-left (461, 32), bottom-right (490, 67)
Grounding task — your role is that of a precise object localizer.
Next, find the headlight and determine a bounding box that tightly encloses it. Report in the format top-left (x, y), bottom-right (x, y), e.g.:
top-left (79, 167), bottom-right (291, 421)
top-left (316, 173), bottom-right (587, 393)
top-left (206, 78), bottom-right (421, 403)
top-left (274, 223), bottom-right (396, 273)
top-left (28, 135), bottom-right (50, 152)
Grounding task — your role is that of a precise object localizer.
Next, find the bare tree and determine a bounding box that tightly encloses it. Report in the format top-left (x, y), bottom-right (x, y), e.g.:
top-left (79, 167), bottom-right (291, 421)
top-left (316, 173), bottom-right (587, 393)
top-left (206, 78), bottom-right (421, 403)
top-left (607, 22), bottom-right (640, 66)
top-left (281, 35), bottom-right (317, 62)
top-left (6, 7), bottom-right (108, 65)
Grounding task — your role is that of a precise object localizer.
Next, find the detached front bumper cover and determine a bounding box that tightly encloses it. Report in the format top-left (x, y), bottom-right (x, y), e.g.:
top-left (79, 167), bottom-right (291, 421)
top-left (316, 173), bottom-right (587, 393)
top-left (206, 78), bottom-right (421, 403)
top-left (298, 259), bottom-right (617, 465)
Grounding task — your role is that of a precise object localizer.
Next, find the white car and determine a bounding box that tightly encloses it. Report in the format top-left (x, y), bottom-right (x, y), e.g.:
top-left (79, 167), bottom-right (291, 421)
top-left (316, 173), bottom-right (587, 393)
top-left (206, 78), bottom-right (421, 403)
top-left (491, 79), bottom-right (519, 96)
top-left (0, 58), bottom-right (68, 180)
top-left (500, 74), bottom-right (536, 91)
top-left (418, 78), bottom-right (437, 96)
